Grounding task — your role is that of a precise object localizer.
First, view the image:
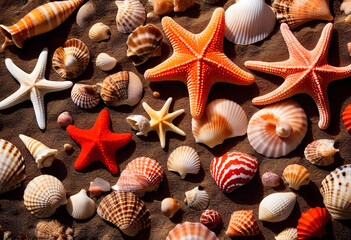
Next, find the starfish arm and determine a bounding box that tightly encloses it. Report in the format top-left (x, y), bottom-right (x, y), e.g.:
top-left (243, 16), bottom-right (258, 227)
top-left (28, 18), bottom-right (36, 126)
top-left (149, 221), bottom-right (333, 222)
top-left (318, 64), bottom-right (351, 82)
top-left (73, 143), bottom-right (97, 171)
top-left (142, 102), bottom-right (158, 120)
top-left (311, 87), bottom-right (331, 130)
top-left (163, 122), bottom-right (186, 136)
top-left (245, 59), bottom-right (303, 78)
top-left (67, 125), bottom-right (92, 144)
top-left (312, 23), bottom-right (333, 65)
top-left (160, 97), bottom-right (173, 116)
top-left (36, 79), bottom-right (73, 94)
top-left (5, 58), bottom-right (30, 85)
top-left (157, 124), bottom-right (166, 149)
top-left (30, 88), bottom-right (46, 130)
top-left (30, 48), bottom-right (48, 80)
top-left (0, 86), bottom-right (30, 110)
top-left (164, 109), bottom-right (185, 122)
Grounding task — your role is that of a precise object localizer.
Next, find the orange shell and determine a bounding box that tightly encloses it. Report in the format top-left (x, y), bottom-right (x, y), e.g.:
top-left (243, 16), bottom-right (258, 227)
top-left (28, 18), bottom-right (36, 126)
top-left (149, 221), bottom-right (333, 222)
top-left (226, 210), bottom-right (260, 237)
top-left (167, 222), bottom-right (218, 240)
top-left (297, 207), bottom-right (329, 239)
top-left (342, 104), bottom-right (351, 131)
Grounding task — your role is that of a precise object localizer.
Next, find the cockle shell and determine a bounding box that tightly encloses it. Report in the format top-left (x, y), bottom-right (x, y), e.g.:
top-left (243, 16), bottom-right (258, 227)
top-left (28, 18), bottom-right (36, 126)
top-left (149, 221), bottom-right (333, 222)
top-left (152, 0), bottom-right (174, 15)
top-left (0, 0), bottom-right (84, 49)
top-left (275, 228), bottom-right (298, 240)
top-left (247, 100), bottom-right (308, 158)
top-left (115, 0), bottom-right (146, 33)
top-left (297, 207), bottom-right (329, 239)
top-left (272, 0), bottom-right (333, 29)
top-left (76, 1), bottom-right (96, 27)
top-left (192, 99), bottom-right (248, 148)
top-left (226, 210), bottom-right (260, 237)
top-left (225, 0), bottom-right (276, 45)
top-left (342, 104), bottom-right (351, 131)
top-left (89, 23), bottom-right (110, 42)
top-left (24, 175), bottom-right (67, 218)
top-left (304, 139), bottom-right (339, 166)
top-left (173, 0), bottom-right (196, 12)
top-left (66, 189), bottom-right (96, 220)
top-left (112, 157), bottom-right (163, 197)
top-left (97, 191), bottom-right (151, 237)
top-left (126, 115), bottom-right (151, 136)
top-left (283, 164), bottom-right (311, 190)
top-left (57, 111), bottom-right (73, 127)
top-left (127, 24), bottom-right (163, 66)
top-left (210, 152), bottom-right (258, 193)
top-left (184, 186), bottom-right (209, 210)
top-left (200, 210), bottom-right (221, 229)
top-left (262, 172), bottom-right (281, 187)
top-left (0, 139), bottom-right (26, 195)
top-left (71, 83), bottom-right (100, 109)
top-left (166, 222), bottom-right (218, 240)
top-left (89, 177), bottom-right (111, 196)
top-left (35, 220), bottom-right (73, 240)
top-left (161, 198), bottom-right (180, 218)
top-left (52, 38), bottom-right (90, 79)
top-left (19, 134), bottom-right (57, 169)
top-left (96, 53), bottom-right (117, 71)
top-left (259, 192), bottom-right (296, 222)
top-left (167, 146), bottom-right (200, 179)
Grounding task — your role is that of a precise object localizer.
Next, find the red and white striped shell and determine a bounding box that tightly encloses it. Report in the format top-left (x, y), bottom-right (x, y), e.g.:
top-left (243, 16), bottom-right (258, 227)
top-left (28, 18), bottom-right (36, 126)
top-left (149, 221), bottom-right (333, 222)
top-left (226, 210), bottom-right (260, 237)
top-left (166, 222), bottom-right (218, 240)
top-left (200, 210), bottom-right (222, 229)
top-left (210, 152), bottom-right (258, 193)
top-left (297, 207), bottom-right (329, 239)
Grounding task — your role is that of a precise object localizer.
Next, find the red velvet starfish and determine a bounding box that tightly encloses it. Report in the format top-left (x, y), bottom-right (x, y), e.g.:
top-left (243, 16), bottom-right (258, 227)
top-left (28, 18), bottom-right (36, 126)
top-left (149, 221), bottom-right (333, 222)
top-left (67, 109), bottom-right (132, 174)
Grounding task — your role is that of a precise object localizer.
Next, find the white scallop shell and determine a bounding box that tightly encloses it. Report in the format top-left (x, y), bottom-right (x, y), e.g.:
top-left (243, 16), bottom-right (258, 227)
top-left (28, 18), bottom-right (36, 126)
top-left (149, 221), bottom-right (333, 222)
top-left (304, 139), bottom-right (339, 166)
top-left (161, 197), bottom-right (180, 218)
top-left (71, 83), bottom-right (100, 109)
top-left (89, 22), bottom-right (110, 42)
top-left (167, 146), bottom-right (200, 179)
top-left (76, 1), bottom-right (96, 27)
top-left (115, 0), bottom-right (146, 33)
top-left (66, 189), bottom-right (96, 220)
top-left (126, 115), bottom-right (150, 136)
top-left (275, 228), bottom-right (298, 240)
top-left (96, 53), bottom-right (117, 71)
top-left (184, 186), bottom-right (209, 210)
top-left (259, 192), bottom-right (296, 222)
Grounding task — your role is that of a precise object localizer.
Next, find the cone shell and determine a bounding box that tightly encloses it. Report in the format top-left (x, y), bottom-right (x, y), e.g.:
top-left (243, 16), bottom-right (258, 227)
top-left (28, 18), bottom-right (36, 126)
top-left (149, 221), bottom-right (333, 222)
top-left (96, 53), bottom-right (117, 71)
top-left (200, 210), bottom-right (221, 229)
top-left (126, 115), bottom-right (151, 136)
top-left (297, 207), bottom-right (329, 239)
top-left (184, 186), bottom-right (209, 210)
top-left (97, 191), bottom-right (151, 237)
top-left (226, 210), bottom-right (259, 237)
top-left (35, 220), bottom-right (73, 240)
top-left (24, 175), bottom-right (67, 218)
top-left (192, 99), bottom-right (248, 148)
top-left (173, 0), bottom-right (196, 12)
top-left (71, 83), bottom-right (100, 109)
top-left (161, 197), bottom-right (180, 218)
top-left (304, 139), bottom-right (339, 166)
top-left (52, 38), bottom-right (90, 79)
top-left (0, 139), bottom-right (26, 195)
top-left (342, 104), bottom-right (351, 131)
top-left (272, 0), bottom-right (333, 29)
top-left (262, 172), bottom-right (281, 188)
top-left (283, 164), bottom-right (311, 190)
top-left (275, 228), bottom-right (298, 240)
top-left (152, 0), bottom-right (174, 15)
top-left (210, 152), bottom-right (258, 193)
top-left (259, 192), bottom-right (296, 222)
top-left (76, 1), bottom-right (96, 27)
top-left (89, 22), bottom-right (110, 42)
top-left (115, 0), bottom-right (146, 33)
top-left (167, 146), bottom-right (200, 179)
top-left (247, 100), bottom-right (307, 158)
top-left (166, 222), bottom-right (218, 240)
top-left (127, 24), bottom-right (163, 66)
top-left (224, 0), bottom-right (276, 45)
top-left (66, 189), bottom-right (96, 220)
top-left (19, 134), bottom-right (57, 169)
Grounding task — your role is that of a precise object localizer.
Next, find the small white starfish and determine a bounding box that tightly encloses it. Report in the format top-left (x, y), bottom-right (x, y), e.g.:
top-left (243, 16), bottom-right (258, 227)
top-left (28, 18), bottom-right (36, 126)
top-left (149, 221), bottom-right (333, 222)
top-left (142, 97), bottom-right (185, 148)
top-left (0, 48), bottom-right (73, 130)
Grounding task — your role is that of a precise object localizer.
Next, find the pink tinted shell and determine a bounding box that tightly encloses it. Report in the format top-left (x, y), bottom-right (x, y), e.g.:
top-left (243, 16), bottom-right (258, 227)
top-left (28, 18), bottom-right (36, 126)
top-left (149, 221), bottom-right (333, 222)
top-left (166, 222), bottom-right (218, 240)
top-left (261, 172), bottom-right (281, 187)
top-left (200, 210), bottom-right (222, 229)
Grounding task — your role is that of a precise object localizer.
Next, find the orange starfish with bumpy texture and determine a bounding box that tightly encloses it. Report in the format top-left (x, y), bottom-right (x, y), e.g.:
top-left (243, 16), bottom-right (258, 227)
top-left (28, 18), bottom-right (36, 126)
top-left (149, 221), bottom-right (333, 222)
top-left (245, 23), bottom-right (351, 130)
top-left (144, 8), bottom-right (254, 120)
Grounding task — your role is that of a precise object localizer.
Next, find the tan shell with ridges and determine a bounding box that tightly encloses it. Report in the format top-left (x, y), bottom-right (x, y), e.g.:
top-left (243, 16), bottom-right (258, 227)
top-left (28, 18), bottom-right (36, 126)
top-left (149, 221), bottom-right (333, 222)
top-left (166, 222), bottom-right (218, 240)
top-left (115, 0), bottom-right (146, 33)
top-left (275, 228), bottom-right (298, 240)
top-left (259, 192), bottom-right (296, 222)
top-left (283, 164), bottom-right (311, 190)
top-left (35, 220), bottom-right (73, 240)
top-left (184, 186), bottom-right (209, 210)
top-left (167, 146), bottom-right (200, 179)
top-left (71, 83), bottom-right (100, 109)
top-left (89, 22), bottom-right (110, 42)
top-left (304, 139), bottom-right (339, 166)
top-left (226, 210), bottom-right (260, 237)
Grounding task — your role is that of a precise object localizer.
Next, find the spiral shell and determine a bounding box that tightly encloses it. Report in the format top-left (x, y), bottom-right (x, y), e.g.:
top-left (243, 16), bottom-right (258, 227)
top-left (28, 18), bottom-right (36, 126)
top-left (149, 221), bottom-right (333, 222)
top-left (184, 186), bottom-right (209, 210)
top-left (71, 83), bottom-right (100, 109)
top-left (166, 222), bottom-right (218, 240)
top-left (200, 210), bottom-right (221, 229)
top-left (262, 172), bottom-right (281, 188)
top-left (126, 115), bottom-right (151, 136)
top-left (115, 0), bottom-right (146, 33)
top-left (96, 53), bottom-right (117, 71)
top-left (226, 210), bottom-right (260, 237)
top-left (297, 207), bottom-right (329, 239)
top-left (161, 197), bottom-right (180, 218)
top-left (89, 22), bottom-right (110, 42)
top-left (283, 164), bottom-right (311, 190)
top-left (35, 220), bottom-right (73, 240)
top-left (167, 146), bottom-right (200, 179)
top-left (259, 192), bottom-right (296, 222)
top-left (66, 189), bottom-right (96, 220)
top-left (304, 139), bottom-right (339, 166)
top-left (275, 228), bottom-right (298, 240)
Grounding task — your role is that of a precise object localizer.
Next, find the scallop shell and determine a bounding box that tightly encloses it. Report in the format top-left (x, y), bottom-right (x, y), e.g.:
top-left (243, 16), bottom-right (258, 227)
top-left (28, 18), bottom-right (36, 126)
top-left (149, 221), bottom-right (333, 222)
top-left (166, 222), bottom-right (218, 240)
top-left (262, 172), bottom-right (281, 188)
top-left (173, 0), bottom-right (196, 12)
top-left (247, 99), bottom-right (308, 158)
top-left (272, 0), bottom-right (333, 29)
top-left (24, 175), bottom-right (67, 218)
top-left (76, 1), bottom-right (96, 27)
top-left (341, 0), bottom-right (351, 15)
top-left (126, 115), bottom-right (151, 136)
top-left (283, 164), bottom-right (311, 190)
top-left (192, 99), bottom-right (248, 148)
top-left (161, 197), bottom-right (180, 218)
top-left (342, 104), bottom-right (351, 131)
top-left (224, 0), bottom-right (276, 45)
top-left (152, 0), bottom-right (174, 15)
top-left (112, 157), bottom-right (163, 197)
top-left (66, 189), bottom-right (96, 220)
top-left (304, 139), bottom-right (339, 166)
top-left (297, 207), bottom-right (329, 239)
top-left (200, 210), bottom-right (222, 229)
top-left (71, 83), bottom-right (100, 109)
top-left (99, 71), bottom-right (143, 107)
top-left (210, 152), bottom-right (258, 193)
top-left (0, 139), bottom-right (26, 195)
top-left (97, 191), bottom-right (151, 237)
top-left (89, 22), bottom-right (110, 42)
top-left (52, 38), bottom-right (90, 79)
top-left (96, 53), bottom-right (117, 71)
top-left (226, 210), bottom-right (260, 237)
top-left (35, 220), bottom-right (73, 240)
top-left (115, 0), bottom-right (146, 33)
top-left (57, 111), bottom-right (73, 127)
top-left (259, 192), bottom-right (296, 222)
top-left (127, 24), bottom-right (163, 66)
top-left (19, 134), bottom-right (57, 169)
top-left (275, 228), bottom-right (298, 240)
top-left (167, 146), bottom-right (200, 179)
top-left (184, 186), bottom-right (209, 210)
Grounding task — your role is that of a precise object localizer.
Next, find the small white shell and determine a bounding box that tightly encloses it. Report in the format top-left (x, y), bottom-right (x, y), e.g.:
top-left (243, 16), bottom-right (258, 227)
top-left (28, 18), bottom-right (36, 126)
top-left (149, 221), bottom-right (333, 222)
top-left (261, 172), bottom-right (281, 188)
top-left (57, 111), bottom-right (73, 127)
top-left (96, 53), bottom-right (117, 71)
top-left (304, 139), bottom-right (339, 166)
top-left (167, 146), bottom-right (200, 179)
top-left (89, 22), bottom-right (110, 42)
top-left (259, 192), bottom-right (296, 222)
top-left (115, 0), bottom-right (146, 33)
top-left (76, 1), bottom-right (96, 27)
top-left (275, 228), bottom-right (298, 240)
top-left (184, 186), bottom-right (209, 210)
top-left (161, 197), bottom-right (180, 218)
top-left (66, 189), bottom-right (96, 220)
top-left (126, 115), bottom-right (150, 136)
top-left (71, 83), bottom-right (100, 109)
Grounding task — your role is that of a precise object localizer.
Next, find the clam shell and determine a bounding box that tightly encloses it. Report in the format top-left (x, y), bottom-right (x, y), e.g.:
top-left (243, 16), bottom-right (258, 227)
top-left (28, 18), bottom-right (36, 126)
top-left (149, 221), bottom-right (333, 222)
top-left (342, 104), bottom-right (351, 131)
top-left (24, 175), bottom-right (67, 218)
top-left (184, 186), bottom-right (209, 210)
top-left (76, 1), bottom-right (96, 27)
top-left (200, 210), bottom-right (221, 229)
top-left (152, 0), bottom-right (174, 15)
top-left (52, 38), bottom-right (90, 79)
top-left (97, 191), bottom-right (151, 237)
top-left (283, 164), bottom-right (311, 190)
top-left (262, 172), bottom-right (281, 188)
top-left (226, 210), bottom-right (260, 237)
top-left (247, 99), bottom-right (307, 158)
top-left (173, 0), bottom-right (196, 12)
top-left (275, 228), bottom-right (298, 240)
top-left (71, 83), bottom-right (100, 109)
top-left (192, 99), bottom-right (248, 148)
top-left (115, 0), bottom-right (146, 33)
top-left (167, 146), bottom-right (200, 179)
top-left (35, 220), bottom-right (73, 240)
top-left (126, 115), bottom-right (151, 136)
top-left (66, 189), bottom-right (96, 220)
top-left (57, 111), bottom-right (73, 127)
top-left (297, 207), bottom-right (329, 239)
top-left (127, 24), bottom-right (163, 66)
top-left (304, 139), bottom-right (339, 166)
top-left (166, 222), bottom-right (218, 240)
top-left (161, 197), bottom-right (180, 218)
top-left (89, 22), bottom-right (110, 42)
top-left (96, 53), bottom-right (117, 71)
top-left (259, 192), bottom-right (296, 222)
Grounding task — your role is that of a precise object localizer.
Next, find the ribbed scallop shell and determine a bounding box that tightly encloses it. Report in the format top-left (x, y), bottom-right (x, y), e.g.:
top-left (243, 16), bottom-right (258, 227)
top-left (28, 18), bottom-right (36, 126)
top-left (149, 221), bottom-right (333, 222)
top-left (89, 22), bottom-right (110, 42)
top-left (35, 220), bottom-right (73, 240)
top-left (275, 228), bottom-right (298, 240)
top-left (0, 139), bottom-right (26, 194)
top-left (66, 189), bottom-right (96, 220)
top-left (320, 164), bottom-right (351, 219)
top-left (71, 83), bottom-right (100, 109)
top-left (210, 152), bottom-right (258, 193)
top-left (304, 139), bottom-right (339, 166)
top-left (272, 0), bottom-right (333, 29)
top-left (52, 38), bottom-right (90, 79)
top-left (167, 146), bottom-right (200, 179)
top-left (259, 192), bottom-right (296, 222)
top-left (174, 0), bottom-right (196, 12)
top-left (226, 210), bottom-right (259, 237)
top-left (96, 53), bottom-right (117, 71)
top-left (200, 210), bottom-right (222, 229)
top-left (126, 115), bottom-right (151, 136)
top-left (115, 0), bottom-right (146, 33)
top-left (184, 186), bottom-right (209, 210)
top-left (97, 191), bottom-right (151, 237)
top-left (161, 197), bottom-right (180, 218)
top-left (262, 172), bottom-right (281, 187)
top-left (283, 164), bottom-right (311, 190)
top-left (224, 0), bottom-right (276, 45)
top-left (127, 24), bottom-right (163, 66)
top-left (247, 100), bottom-right (307, 158)
top-left (76, 1), bottom-right (96, 27)
top-left (192, 99), bottom-right (248, 148)
top-left (166, 222), bottom-right (218, 240)
top-left (297, 207), bottom-right (329, 239)
top-left (342, 104), bottom-right (351, 131)
top-left (24, 175), bottom-right (67, 218)
top-left (112, 157), bottom-right (163, 197)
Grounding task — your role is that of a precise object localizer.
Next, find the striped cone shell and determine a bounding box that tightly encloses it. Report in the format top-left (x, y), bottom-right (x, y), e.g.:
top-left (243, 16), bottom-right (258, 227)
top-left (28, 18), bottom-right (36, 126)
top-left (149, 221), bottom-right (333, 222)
top-left (167, 146), bottom-right (200, 179)
top-left (71, 83), bottom-right (100, 109)
top-left (226, 210), bottom-right (260, 237)
top-left (210, 152), bottom-right (258, 193)
top-left (283, 164), bottom-right (311, 190)
top-left (342, 104), bottom-right (351, 131)
top-left (275, 228), bottom-right (298, 240)
top-left (0, 0), bottom-right (84, 48)
top-left (35, 220), bottom-right (73, 240)
top-left (304, 139), bottom-right (339, 166)
top-left (200, 210), bottom-right (222, 229)
top-left (166, 222), bottom-right (218, 240)
top-left (259, 192), bottom-right (296, 222)
top-left (97, 191), bottom-right (151, 237)
top-left (0, 139), bottom-right (26, 195)
top-left (297, 207), bottom-right (329, 239)
top-left (115, 0), bottom-right (146, 34)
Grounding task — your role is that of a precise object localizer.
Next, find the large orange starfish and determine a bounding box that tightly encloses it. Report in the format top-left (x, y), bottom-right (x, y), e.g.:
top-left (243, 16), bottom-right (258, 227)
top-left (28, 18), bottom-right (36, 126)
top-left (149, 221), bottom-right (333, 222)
top-left (245, 23), bottom-right (351, 130)
top-left (144, 8), bottom-right (254, 120)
